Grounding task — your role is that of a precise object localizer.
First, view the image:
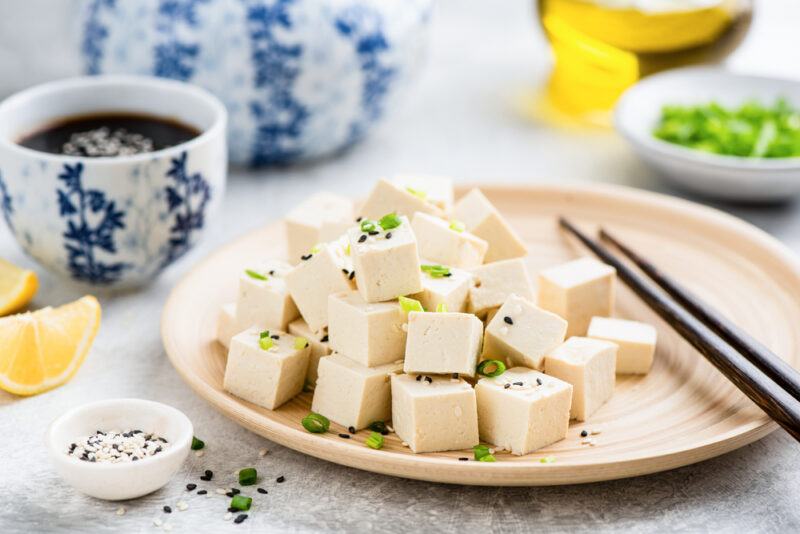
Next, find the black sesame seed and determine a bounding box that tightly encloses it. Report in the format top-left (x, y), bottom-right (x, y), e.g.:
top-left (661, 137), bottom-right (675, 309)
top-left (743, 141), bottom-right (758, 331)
top-left (580, 430), bottom-right (588, 438)
top-left (452, 373), bottom-right (459, 379)
top-left (199, 475), bottom-right (210, 481)
top-left (131, 457), bottom-right (138, 462)
top-left (226, 492), bottom-right (235, 498)
top-left (342, 268), bottom-right (349, 275)
top-left (257, 488), bottom-right (268, 494)
top-left (277, 476), bottom-right (285, 483)
top-left (205, 469), bottom-right (213, 478)
top-left (356, 217), bottom-right (363, 222)
top-left (163, 506), bottom-right (172, 514)
top-left (69, 443), bottom-right (77, 453)
top-left (349, 271), bottom-right (355, 280)
top-left (228, 507), bottom-right (238, 513)
top-left (271, 334), bottom-right (279, 340)
top-left (301, 254), bottom-right (312, 261)
top-left (416, 375), bottom-right (422, 381)
top-left (368, 230), bottom-right (379, 236)
top-left (158, 437), bottom-right (167, 443)
top-left (231, 488), bottom-right (241, 495)
top-left (424, 376), bottom-right (433, 383)
top-left (385, 232), bottom-right (392, 239)
top-left (504, 384), bottom-right (511, 389)
top-left (513, 381), bottom-right (523, 386)
top-left (320, 334), bottom-right (329, 343)
top-left (197, 490), bottom-right (207, 495)
top-left (458, 457), bottom-right (469, 461)
top-left (536, 378), bottom-right (543, 385)
top-left (358, 234), bottom-right (367, 243)
top-left (234, 514), bottom-right (248, 524)
top-left (186, 483), bottom-right (197, 491)
top-left (503, 316), bottom-right (513, 325)
top-left (348, 426), bottom-right (356, 434)
top-left (381, 430), bottom-right (389, 435)
top-left (444, 272), bottom-right (452, 277)
top-left (338, 433), bottom-right (351, 439)
top-left (269, 270), bottom-right (275, 275)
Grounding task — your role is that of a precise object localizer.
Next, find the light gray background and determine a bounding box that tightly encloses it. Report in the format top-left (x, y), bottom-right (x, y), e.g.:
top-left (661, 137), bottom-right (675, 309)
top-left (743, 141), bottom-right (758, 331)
top-left (2, 1), bottom-right (800, 532)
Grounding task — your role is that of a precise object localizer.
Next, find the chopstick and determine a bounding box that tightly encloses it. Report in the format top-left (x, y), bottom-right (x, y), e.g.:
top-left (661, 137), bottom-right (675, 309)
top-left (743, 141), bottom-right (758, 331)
top-left (558, 216), bottom-right (800, 443)
top-left (599, 228), bottom-right (800, 403)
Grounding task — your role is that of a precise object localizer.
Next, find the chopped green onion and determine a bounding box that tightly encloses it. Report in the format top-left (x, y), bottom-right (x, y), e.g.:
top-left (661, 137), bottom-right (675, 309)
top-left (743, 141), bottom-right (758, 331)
top-left (420, 264), bottom-right (451, 278)
top-left (406, 186), bottom-right (427, 200)
top-left (259, 330), bottom-right (270, 338)
top-left (539, 456), bottom-right (556, 464)
top-left (191, 436), bottom-right (205, 450)
top-left (259, 334), bottom-right (274, 351)
top-left (365, 432), bottom-right (384, 450)
top-left (378, 212), bottom-right (402, 231)
top-left (473, 444), bottom-right (491, 461)
top-left (238, 467), bottom-right (257, 486)
top-left (301, 412), bottom-right (330, 433)
top-left (479, 454), bottom-right (497, 462)
top-left (360, 219), bottom-right (377, 232)
top-left (399, 296), bottom-right (424, 316)
top-left (310, 244), bottom-right (322, 254)
top-left (449, 220), bottom-right (466, 233)
top-left (476, 359), bottom-right (506, 377)
top-left (345, 243), bottom-right (351, 256)
top-left (368, 421), bottom-right (387, 433)
top-left (230, 495), bottom-right (252, 511)
top-left (245, 269), bottom-right (267, 281)
top-left (436, 303), bottom-right (448, 313)
top-left (294, 336), bottom-right (309, 350)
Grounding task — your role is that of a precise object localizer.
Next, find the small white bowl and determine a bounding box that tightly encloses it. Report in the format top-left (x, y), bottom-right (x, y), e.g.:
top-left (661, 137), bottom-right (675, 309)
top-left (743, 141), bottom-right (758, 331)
top-left (615, 67), bottom-right (800, 202)
top-left (46, 398), bottom-right (193, 501)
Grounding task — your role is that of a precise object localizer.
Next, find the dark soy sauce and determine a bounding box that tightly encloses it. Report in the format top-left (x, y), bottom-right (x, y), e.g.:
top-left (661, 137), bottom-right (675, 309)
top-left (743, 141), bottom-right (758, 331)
top-left (17, 112), bottom-right (201, 157)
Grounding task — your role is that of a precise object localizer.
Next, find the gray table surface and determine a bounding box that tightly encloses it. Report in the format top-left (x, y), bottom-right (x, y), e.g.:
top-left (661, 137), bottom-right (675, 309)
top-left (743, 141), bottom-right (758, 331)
top-left (3, 1), bottom-right (800, 532)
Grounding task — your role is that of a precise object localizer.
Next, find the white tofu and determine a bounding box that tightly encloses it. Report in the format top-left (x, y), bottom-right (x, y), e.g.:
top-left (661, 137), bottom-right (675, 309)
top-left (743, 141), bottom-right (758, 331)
top-left (452, 188), bottom-right (526, 263)
top-left (359, 178), bottom-right (444, 220)
top-left (475, 367), bottom-right (572, 455)
top-left (538, 257), bottom-right (616, 337)
top-left (285, 238), bottom-right (355, 332)
top-left (391, 174), bottom-right (454, 212)
top-left (411, 212), bottom-right (488, 269)
top-left (348, 215), bottom-right (423, 303)
top-left (223, 327), bottom-right (310, 410)
top-left (391, 374), bottom-right (479, 453)
top-left (327, 291), bottom-right (406, 367)
top-left (483, 294), bottom-right (567, 370)
top-left (285, 192), bottom-right (354, 264)
top-left (403, 311), bottom-right (484, 376)
top-left (468, 258), bottom-right (535, 315)
top-left (311, 353), bottom-right (402, 430)
top-left (544, 337), bottom-right (617, 421)
top-left (410, 261), bottom-right (472, 313)
top-left (587, 317), bottom-right (657, 374)
top-left (288, 318), bottom-right (332, 386)
top-left (216, 302), bottom-right (238, 349)
top-left (236, 260), bottom-right (299, 332)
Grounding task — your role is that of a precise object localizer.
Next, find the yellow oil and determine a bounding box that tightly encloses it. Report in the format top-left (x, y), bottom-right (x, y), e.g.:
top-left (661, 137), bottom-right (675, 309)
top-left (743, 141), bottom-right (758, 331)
top-left (537, 0), bottom-right (752, 124)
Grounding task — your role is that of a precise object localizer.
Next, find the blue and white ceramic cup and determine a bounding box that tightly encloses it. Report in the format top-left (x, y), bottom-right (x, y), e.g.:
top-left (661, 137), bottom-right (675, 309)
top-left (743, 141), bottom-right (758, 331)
top-left (0, 75), bottom-right (227, 287)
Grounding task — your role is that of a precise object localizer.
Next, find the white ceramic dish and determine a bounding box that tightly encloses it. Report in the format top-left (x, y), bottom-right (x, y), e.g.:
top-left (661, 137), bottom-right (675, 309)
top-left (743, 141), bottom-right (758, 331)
top-left (615, 67), bottom-right (800, 202)
top-left (46, 398), bottom-right (193, 501)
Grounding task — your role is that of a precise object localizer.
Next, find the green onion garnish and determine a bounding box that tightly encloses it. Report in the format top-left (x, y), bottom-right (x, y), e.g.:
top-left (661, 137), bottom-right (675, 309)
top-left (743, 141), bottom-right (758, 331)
top-left (301, 412), bottom-right (330, 433)
top-left (245, 269), bottom-right (267, 281)
top-left (238, 467), bottom-right (257, 486)
top-left (260, 330), bottom-right (270, 338)
top-left (259, 332), bottom-right (274, 350)
top-left (294, 336), bottom-right (309, 350)
top-left (230, 495), bottom-right (252, 511)
top-left (399, 296), bottom-right (424, 316)
top-left (436, 303), bottom-right (448, 313)
top-left (476, 359), bottom-right (506, 377)
top-left (360, 219), bottom-right (377, 232)
top-left (539, 456), bottom-right (556, 464)
top-left (365, 432), bottom-right (384, 450)
top-left (310, 244), bottom-right (322, 254)
top-left (406, 186), bottom-right (427, 200)
top-left (449, 220), bottom-right (465, 233)
top-left (479, 454), bottom-right (497, 462)
top-left (368, 421), bottom-right (387, 433)
top-left (378, 212), bottom-right (402, 231)
top-left (191, 436), bottom-right (205, 450)
top-left (473, 444), bottom-right (491, 461)
top-left (345, 243), bottom-right (351, 256)
top-left (420, 264), bottom-right (451, 278)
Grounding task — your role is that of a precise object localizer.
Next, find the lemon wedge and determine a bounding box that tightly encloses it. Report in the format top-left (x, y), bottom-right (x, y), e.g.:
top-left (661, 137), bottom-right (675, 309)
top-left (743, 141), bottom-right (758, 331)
top-left (0, 259), bottom-right (38, 316)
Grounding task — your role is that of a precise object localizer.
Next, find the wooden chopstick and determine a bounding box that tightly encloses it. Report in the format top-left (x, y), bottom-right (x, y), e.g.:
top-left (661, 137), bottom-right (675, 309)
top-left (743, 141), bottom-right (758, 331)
top-left (599, 227), bottom-right (800, 404)
top-left (558, 216), bottom-right (800, 443)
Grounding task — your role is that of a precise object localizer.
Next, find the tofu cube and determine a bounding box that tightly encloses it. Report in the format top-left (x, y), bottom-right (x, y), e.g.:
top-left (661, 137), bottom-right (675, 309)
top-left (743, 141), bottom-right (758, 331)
top-left (588, 317), bottom-right (657, 374)
top-left (468, 258), bottom-right (535, 315)
top-left (411, 261), bottom-right (472, 313)
top-left (538, 257), bottom-right (616, 337)
top-left (359, 178), bottom-right (444, 220)
top-left (285, 239), bottom-right (355, 332)
top-left (392, 174), bottom-right (454, 212)
top-left (403, 311), bottom-right (484, 376)
top-left (544, 337), bottom-right (617, 421)
top-left (216, 302), bottom-right (238, 349)
top-left (288, 318), bottom-right (332, 386)
top-left (236, 260), bottom-right (299, 332)
top-left (475, 367), bottom-right (572, 455)
top-left (483, 294), bottom-right (567, 370)
top-left (223, 327), bottom-right (310, 410)
top-left (327, 291), bottom-right (406, 367)
top-left (452, 189), bottom-right (526, 263)
top-left (348, 216), bottom-right (422, 303)
top-left (411, 213), bottom-right (488, 269)
top-left (311, 353), bottom-right (402, 430)
top-left (391, 374), bottom-right (479, 453)
top-left (285, 192), bottom-right (354, 264)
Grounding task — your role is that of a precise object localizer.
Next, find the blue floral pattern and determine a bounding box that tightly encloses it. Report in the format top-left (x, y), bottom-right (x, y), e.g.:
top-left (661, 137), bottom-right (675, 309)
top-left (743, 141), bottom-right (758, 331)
top-left (0, 171), bottom-right (13, 232)
top-left (154, 0), bottom-right (209, 80)
top-left (162, 151), bottom-right (211, 268)
top-left (242, 0), bottom-right (309, 166)
top-left (58, 163), bottom-right (129, 284)
top-left (82, 0), bottom-right (116, 75)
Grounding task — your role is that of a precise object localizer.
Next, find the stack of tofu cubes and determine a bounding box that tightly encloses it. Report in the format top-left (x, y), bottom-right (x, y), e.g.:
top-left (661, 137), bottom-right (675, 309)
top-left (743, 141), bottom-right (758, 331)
top-left (217, 177), bottom-right (658, 457)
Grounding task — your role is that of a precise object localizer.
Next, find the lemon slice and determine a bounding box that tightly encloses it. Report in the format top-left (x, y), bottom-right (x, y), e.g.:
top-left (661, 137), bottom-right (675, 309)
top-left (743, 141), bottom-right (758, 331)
top-left (0, 259), bottom-right (38, 316)
top-left (0, 296), bottom-right (101, 396)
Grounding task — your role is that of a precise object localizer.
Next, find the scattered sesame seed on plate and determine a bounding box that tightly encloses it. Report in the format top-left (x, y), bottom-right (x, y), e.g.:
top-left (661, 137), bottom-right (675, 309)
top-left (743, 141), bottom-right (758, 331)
top-left (259, 448), bottom-right (268, 457)
top-left (116, 507), bottom-right (125, 516)
top-left (163, 505), bottom-right (172, 514)
top-left (277, 475), bottom-right (285, 483)
top-left (186, 483), bottom-right (197, 491)
top-left (235, 514), bottom-right (248, 524)
top-left (257, 488), bottom-right (268, 494)
top-left (216, 488), bottom-right (228, 495)
top-left (177, 501), bottom-right (188, 511)
top-left (197, 490), bottom-right (208, 495)
top-left (153, 518), bottom-right (163, 527)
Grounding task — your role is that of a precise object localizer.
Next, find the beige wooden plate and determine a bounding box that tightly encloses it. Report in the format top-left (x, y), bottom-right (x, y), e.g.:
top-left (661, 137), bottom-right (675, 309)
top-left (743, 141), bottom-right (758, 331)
top-left (161, 184), bottom-right (800, 486)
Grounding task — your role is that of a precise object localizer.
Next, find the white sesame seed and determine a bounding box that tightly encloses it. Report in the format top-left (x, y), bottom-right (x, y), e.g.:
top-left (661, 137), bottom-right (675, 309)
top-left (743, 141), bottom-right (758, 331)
top-left (176, 501), bottom-right (188, 511)
top-left (195, 450), bottom-right (204, 457)
top-left (590, 428), bottom-right (602, 435)
top-left (163, 523), bottom-right (173, 532)
top-left (216, 488), bottom-right (228, 495)
top-left (499, 326), bottom-right (508, 336)
top-left (115, 507), bottom-right (125, 516)
top-left (224, 512), bottom-right (233, 521)
top-left (401, 441), bottom-right (409, 447)
top-left (386, 424), bottom-right (394, 432)
top-left (259, 448), bottom-right (268, 457)
top-left (153, 518), bottom-right (163, 527)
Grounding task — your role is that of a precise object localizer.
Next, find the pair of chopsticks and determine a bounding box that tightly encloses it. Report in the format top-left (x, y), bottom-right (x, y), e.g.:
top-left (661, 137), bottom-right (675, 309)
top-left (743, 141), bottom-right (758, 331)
top-left (559, 217), bottom-right (800, 443)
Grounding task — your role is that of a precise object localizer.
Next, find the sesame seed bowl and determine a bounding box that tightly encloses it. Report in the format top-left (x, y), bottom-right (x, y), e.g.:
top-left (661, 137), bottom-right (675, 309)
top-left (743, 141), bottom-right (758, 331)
top-left (46, 398), bottom-right (193, 500)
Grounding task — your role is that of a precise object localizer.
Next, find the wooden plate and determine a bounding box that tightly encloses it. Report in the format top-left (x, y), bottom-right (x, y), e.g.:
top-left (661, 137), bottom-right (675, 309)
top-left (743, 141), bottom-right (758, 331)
top-left (161, 184), bottom-right (800, 486)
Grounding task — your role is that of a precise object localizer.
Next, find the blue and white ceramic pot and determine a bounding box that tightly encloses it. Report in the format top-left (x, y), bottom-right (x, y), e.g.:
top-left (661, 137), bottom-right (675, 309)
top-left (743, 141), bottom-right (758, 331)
top-left (80, 0), bottom-right (433, 166)
top-left (0, 76), bottom-right (227, 287)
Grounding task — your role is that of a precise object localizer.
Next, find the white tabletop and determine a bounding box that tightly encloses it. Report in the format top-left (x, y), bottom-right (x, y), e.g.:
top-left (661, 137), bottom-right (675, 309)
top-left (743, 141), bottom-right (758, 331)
top-left (3, 0), bottom-right (800, 532)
